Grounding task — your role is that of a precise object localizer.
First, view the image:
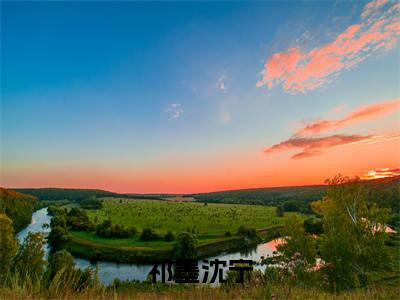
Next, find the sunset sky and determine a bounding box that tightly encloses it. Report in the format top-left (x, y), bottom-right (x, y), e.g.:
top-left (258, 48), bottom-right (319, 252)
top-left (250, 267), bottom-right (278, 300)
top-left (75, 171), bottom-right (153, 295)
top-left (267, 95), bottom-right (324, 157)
top-left (1, 0), bottom-right (399, 193)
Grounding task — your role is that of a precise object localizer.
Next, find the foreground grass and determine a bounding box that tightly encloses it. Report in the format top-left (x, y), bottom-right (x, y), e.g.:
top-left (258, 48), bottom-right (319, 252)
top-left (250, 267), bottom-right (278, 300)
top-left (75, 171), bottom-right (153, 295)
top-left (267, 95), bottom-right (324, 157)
top-left (1, 280), bottom-right (399, 300)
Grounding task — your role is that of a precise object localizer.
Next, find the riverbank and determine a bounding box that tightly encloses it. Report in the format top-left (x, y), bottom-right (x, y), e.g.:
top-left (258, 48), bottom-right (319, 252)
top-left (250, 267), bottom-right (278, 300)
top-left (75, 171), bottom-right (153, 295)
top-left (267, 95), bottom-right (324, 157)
top-left (60, 226), bottom-right (282, 264)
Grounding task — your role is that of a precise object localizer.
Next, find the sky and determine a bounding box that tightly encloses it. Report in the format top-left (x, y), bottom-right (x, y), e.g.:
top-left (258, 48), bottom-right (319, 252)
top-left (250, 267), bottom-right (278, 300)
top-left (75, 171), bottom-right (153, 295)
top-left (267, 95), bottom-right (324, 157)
top-left (1, 0), bottom-right (399, 193)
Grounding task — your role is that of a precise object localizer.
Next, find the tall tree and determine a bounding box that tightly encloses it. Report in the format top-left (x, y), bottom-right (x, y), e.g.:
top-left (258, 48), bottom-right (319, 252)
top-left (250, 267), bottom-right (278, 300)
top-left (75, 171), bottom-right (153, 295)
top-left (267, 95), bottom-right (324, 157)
top-left (0, 214), bottom-right (17, 284)
top-left (14, 232), bottom-right (46, 282)
top-left (313, 175), bottom-right (392, 292)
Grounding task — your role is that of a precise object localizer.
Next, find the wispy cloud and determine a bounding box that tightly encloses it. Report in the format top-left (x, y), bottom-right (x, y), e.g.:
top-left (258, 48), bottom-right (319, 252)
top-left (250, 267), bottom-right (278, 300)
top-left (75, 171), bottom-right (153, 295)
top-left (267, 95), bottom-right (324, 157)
top-left (165, 103), bottom-right (183, 119)
top-left (297, 98), bottom-right (400, 136)
top-left (361, 167), bottom-right (400, 180)
top-left (217, 74), bottom-right (227, 93)
top-left (256, 0), bottom-right (400, 93)
top-left (264, 134), bottom-right (377, 159)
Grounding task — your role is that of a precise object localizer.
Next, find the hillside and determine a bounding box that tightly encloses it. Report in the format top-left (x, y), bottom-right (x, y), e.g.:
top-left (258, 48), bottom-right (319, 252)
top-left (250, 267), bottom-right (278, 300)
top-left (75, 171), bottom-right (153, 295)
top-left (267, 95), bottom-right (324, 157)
top-left (14, 188), bottom-right (164, 202)
top-left (0, 188), bottom-right (38, 230)
top-left (191, 176), bottom-right (400, 216)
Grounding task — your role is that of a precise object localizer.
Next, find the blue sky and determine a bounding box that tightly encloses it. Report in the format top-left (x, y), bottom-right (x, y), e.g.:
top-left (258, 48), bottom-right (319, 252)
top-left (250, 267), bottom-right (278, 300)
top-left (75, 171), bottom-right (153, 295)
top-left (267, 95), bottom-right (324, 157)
top-left (1, 1), bottom-right (399, 193)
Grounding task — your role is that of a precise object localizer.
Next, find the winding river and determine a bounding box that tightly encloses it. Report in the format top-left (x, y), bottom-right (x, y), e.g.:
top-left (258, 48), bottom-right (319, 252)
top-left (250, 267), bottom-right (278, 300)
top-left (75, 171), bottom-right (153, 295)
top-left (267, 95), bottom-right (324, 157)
top-left (17, 207), bottom-right (281, 285)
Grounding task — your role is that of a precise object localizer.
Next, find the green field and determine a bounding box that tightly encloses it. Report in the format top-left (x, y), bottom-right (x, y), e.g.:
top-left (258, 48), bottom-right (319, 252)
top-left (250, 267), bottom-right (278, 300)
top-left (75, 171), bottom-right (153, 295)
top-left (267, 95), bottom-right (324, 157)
top-left (85, 198), bottom-right (288, 237)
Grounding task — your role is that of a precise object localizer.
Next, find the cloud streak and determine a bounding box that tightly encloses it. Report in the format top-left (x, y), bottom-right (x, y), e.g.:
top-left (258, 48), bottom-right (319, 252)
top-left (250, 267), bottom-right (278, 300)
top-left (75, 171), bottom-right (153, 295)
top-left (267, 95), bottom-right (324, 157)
top-left (361, 167), bottom-right (400, 180)
top-left (256, 0), bottom-right (400, 93)
top-left (297, 98), bottom-right (400, 136)
top-left (264, 134), bottom-right (377, 159)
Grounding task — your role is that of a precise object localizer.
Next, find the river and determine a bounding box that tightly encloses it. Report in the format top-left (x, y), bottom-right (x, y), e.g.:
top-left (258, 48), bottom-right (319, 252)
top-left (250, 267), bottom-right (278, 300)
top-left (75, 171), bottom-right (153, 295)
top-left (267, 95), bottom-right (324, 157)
top-left (17, 207), bottom-right (282, 285)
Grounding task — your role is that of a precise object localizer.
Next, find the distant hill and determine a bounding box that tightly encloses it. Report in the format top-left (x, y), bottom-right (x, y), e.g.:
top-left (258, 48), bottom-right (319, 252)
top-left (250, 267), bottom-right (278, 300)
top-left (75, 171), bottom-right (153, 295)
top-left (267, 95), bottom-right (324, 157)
top-left (190, 176), bottom-right (400, 213)
top-left (14, 188), bottom-right (162, 202)
top-left (0, 188), bottom-right (38, 230)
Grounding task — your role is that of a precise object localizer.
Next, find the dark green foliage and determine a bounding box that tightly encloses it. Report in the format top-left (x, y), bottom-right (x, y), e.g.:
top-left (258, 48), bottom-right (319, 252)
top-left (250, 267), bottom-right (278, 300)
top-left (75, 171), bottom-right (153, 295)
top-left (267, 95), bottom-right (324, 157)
top-left (173, 232), bottom-right (198, 259)
top-left (0, 188), bottom-right (38, 231)
top-left (276, 205), bottom-right (284, 217)
top-left (238, 226), bottom-right (257, 239)
top-left (47, 205), bottom-right (67, 216)
top-left (51, 214), bottom-right (67, 229)
top-left (140, 228), bottom-right (161, 241)
top-left (14, 188), bottom-right (125, 202)
top-left (96, 219), bottom-right (136, 238)
top-left (224, 231), bottom-right (232, 237)
top-left (48, 226), bottom-right (70, 249)
top-left (46, 249), bottom-right (75, 281)
top-left (67, 208), bottom-right (95, 231)
top-left (303, 218), bottom-right (323, 234)
top-left (0, 214), bottom-right (17, 284)
top-left (14, 232), bottom-right (46, 282)
top-left (192, 176), bottom-right (400, 217)
top-left (80, 197), bottom-right (102, 209)
top-left (15, 188), bottom-right (164, 202)
top-left (192, 185), bottom-right (327, 206)
top-left (164, 231), bottom-right (175, 241)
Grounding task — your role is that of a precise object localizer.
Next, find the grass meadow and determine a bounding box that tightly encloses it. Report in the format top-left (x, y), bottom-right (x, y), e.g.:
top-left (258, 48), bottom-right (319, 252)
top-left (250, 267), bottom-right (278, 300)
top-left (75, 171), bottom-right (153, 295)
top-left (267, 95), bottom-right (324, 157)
top-left (86, 198), bottom-right (289, 237)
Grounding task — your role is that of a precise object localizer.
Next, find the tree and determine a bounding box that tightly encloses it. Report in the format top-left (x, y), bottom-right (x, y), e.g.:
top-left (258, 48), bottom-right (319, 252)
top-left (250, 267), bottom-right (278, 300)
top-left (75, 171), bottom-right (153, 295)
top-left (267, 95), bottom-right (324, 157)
top-left (14, 232), bottom-right (46, 282)
top-left (173, 232), bottom-right (198, 259)
top-left (0, 214), bottom-right (17, 283)
top-left (276, 205), bottom-right (284, 217)
top-left (48, 226), bottom-right (70, 249)
top-left (277, 215), bottom-right (317, 267)
top-left (314, 175), bottom-right (392, 292)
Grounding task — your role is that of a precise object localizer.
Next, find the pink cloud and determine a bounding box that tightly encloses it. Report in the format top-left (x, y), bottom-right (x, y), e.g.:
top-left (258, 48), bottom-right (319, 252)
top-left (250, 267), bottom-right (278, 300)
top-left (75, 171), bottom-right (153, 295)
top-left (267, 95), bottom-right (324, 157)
top-left (297, 98), bottom-right (400, 136)
top-left (264, 134), bottom-right (377, 160)
top-left (257, 0), bottom-right (400, 93)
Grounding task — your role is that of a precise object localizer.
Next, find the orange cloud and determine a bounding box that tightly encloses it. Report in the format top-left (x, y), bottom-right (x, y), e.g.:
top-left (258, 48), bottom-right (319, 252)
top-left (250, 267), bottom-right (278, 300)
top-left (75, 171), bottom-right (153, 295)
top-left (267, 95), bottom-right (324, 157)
top-left (257, 0), bottom-right (400, 93)
top-left (264, 134), bottom-right (377, 159)
top-left (360, 167), bottom-right (400, 179)
top-left (297, 98), bottom-right (400, 136)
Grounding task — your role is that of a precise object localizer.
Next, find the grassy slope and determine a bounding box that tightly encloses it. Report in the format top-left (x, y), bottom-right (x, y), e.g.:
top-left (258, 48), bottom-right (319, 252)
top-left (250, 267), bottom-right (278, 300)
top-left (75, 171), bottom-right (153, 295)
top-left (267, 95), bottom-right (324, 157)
top-left (86, 198), bottom-right (289, 236)
top-left (60, 199), bottom-right (288, 263)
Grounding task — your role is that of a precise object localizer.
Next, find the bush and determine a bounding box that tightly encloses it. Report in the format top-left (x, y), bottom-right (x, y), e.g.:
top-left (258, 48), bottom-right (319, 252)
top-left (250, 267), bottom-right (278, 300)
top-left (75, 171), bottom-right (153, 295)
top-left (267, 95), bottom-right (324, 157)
top-left (48, 226), bottom-right (70, 249)
top-left (224, 231), bottom-right (232, 237)
top-left (140, 228), bottom-right (160, 241)
top-left (80, 197), bottom-right (102, 209)
top-left (238, 226), bottom-right (257, 239)
top-left (173, 232), bottom-right (198, 259)
top-left (96, 219), bottom-right (136, 238)
top-left (67, 208), bottom-right (95, 231)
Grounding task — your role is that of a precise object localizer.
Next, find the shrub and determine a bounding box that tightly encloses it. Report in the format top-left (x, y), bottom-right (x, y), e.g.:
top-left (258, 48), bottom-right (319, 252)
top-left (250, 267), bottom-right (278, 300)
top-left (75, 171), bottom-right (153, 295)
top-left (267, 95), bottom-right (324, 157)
top-left (140, 228), bottom-right (160, 241)
top-left (173, 232), bottom-right (198, 259)
top-left (238, 226), bottom-right (257, 239)
top-left (96, 219), bottom-right (136, 238)
top-left (48, 226), bottom-right (70, 249)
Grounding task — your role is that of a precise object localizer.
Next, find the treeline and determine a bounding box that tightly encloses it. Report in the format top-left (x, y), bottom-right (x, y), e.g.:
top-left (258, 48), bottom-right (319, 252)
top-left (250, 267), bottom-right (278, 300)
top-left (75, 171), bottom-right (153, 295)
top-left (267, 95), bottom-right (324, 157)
top-left (14, 188), bottom-right (126, 202)
top-left (192, 185), bottom-right (327, 206)
top-left (0, 188), bottom-right (38, 231)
